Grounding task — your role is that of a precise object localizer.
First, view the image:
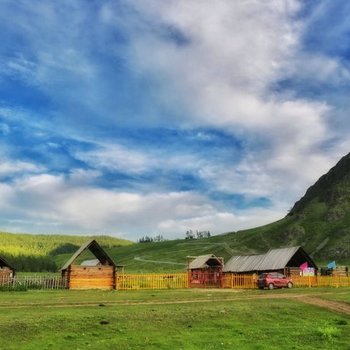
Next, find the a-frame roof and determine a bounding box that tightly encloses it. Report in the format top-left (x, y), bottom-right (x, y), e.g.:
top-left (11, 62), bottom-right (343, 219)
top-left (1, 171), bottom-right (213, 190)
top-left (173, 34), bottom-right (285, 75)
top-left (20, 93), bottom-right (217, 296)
top-left (61, 240), bottom-right (116, 271)
top-left (189, 254), bottom-right (223, 269)
top-left (0, 256), bottom-right (15, 270)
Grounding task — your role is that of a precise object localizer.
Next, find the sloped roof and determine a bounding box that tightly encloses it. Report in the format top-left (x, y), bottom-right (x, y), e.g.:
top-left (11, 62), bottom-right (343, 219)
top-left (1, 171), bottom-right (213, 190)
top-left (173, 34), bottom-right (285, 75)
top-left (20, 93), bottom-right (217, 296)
top-left (189, 254), bottom-right (223, 269)
top-left (61, 240), bottom-right (116, 271)
top-left (0, 256), bottom-right (15, 270)
top-left (223, 246), bottom-right (315, 273)
top-left (223, 254), bottom-right (266, 273)
top-left (258, 246), bottom-right (300, 271)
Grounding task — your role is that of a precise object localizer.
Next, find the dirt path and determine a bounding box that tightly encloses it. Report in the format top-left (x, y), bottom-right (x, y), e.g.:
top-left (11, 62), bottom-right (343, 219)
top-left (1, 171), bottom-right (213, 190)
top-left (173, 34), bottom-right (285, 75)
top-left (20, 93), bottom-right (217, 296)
top-left (296, 296), bottom-right (350, 315)
top-left (1, 291), bottom-right (350, 314)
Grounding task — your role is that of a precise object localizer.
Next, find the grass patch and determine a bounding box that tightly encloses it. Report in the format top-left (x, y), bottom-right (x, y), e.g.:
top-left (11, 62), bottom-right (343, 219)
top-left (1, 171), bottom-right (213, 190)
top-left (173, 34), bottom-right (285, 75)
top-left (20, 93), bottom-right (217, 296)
top-left (1, 289), bottom-right (350, 349)
top-left (317, 325), bottom-right (341, 341)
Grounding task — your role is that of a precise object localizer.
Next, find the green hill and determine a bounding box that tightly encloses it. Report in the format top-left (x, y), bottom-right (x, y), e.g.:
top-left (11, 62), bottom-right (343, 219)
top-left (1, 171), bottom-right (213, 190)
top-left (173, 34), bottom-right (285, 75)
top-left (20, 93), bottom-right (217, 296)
top-left (0, 232), bottom-right (132, 272)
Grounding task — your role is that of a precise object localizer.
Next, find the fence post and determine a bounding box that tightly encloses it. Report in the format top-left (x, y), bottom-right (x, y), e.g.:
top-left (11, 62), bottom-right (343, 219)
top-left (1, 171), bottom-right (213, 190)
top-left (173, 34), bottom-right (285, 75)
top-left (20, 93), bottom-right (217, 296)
top-left (187, 257), bottom-right (191, 289)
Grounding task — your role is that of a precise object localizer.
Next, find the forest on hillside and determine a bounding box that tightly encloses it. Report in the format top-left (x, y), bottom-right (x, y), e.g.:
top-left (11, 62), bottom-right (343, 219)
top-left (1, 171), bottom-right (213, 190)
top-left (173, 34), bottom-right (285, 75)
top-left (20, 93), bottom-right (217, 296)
top-left (0, 232), bottom-right (132, 272)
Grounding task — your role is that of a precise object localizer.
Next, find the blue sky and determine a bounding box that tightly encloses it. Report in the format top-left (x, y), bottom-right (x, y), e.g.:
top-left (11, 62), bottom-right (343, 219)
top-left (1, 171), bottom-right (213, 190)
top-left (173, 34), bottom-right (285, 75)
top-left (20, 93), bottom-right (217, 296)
top-left (0, 0), bottom-right (350, 240)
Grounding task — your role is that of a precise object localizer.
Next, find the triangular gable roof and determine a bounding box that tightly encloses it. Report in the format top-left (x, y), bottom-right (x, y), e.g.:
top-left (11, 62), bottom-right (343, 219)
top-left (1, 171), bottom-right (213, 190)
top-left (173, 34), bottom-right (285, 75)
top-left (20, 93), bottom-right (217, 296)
top-left (223, 246), bottom-right (317, 273)
top-left (0, 256), bottom-right (15, 270)
top-left (189, 254), bottom-right (223, 269)
top-left (61, 240), bottom-right (116, 271)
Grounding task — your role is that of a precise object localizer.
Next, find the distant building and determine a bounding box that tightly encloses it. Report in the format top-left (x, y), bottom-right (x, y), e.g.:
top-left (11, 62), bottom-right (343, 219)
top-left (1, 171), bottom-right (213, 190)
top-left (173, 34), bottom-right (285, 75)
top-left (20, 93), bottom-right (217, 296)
top-left (0, 256), bottom-right (15, 283)
top-left (61, 240), bottom-right (121, 290)
top-left (223, 246), bottom-right (318, 276)
top-left (188, 254), bottom-right (224, 287)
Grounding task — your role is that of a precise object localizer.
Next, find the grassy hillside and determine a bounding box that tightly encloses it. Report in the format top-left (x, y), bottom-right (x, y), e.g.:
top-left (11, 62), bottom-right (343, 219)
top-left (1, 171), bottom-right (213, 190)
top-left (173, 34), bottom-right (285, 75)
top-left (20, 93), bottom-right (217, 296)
top-left (282, 152), bottom-right (350, 261)
top-left (68, 217), bottom-right (305, 273)
top-left (84, 214), bottom-right (350, 273)
top-left (0, 231), bottom-right (132, 272)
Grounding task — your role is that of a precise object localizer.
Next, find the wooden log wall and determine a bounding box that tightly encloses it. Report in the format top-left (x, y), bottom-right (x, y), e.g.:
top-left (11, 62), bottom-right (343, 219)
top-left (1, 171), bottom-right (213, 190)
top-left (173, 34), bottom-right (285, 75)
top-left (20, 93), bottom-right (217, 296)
top-left (68, 265), bottom-right (115, 290)
top-left (0, 267), bottom-right (14, 279)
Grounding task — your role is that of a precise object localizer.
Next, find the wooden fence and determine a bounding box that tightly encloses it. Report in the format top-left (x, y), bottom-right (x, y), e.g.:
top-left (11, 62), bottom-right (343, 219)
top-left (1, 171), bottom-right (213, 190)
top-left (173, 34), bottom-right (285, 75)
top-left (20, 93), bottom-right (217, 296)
top-left (222, 274), bottom-right (350, 289)
top-left (221, 274), bottom-right (257, 289)
top-left (292, 275), bottom-right (350, 288)
top-left (116, 273), bottom-right (188, 290)
top-left (0, 275), bottom-right (67, 289)
top-left (1, 273), bottom-right (350, 291)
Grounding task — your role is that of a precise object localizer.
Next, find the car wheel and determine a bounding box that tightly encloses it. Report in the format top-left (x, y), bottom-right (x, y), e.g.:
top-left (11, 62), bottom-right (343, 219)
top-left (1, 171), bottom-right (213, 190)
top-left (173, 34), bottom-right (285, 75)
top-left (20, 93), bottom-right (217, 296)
top-left (287, 282), bottom-right (293, 289)
top-left (268, 283), bottom-right (274, 290)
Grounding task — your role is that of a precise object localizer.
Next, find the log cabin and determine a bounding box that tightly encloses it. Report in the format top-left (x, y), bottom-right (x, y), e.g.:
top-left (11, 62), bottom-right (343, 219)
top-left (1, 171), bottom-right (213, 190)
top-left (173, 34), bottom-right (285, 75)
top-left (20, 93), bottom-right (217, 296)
top-left (188, 254), bottom-right (224, 288)
top-left (61, 240), bottom-right (118, 290)
top-left (0, 256), bottom-right (15, 284)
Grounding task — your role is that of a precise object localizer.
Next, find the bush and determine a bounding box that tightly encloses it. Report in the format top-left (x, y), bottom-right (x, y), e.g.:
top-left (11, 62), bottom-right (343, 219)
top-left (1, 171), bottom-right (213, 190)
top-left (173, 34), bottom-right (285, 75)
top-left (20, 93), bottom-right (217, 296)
top-left (317, 326), bottom-right (341, 341)
top-left (0, 284), bottom-right (28, 292)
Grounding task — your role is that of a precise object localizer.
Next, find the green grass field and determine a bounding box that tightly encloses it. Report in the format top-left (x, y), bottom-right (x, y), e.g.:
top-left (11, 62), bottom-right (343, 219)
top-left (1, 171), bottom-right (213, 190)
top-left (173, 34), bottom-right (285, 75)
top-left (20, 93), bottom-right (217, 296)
top-left (1, 288), bottom-right (350, 349)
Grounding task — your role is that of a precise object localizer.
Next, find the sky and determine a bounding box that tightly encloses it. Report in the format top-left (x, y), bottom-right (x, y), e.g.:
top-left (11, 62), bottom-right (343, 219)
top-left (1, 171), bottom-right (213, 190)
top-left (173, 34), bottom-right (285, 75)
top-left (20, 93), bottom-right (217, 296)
top-left (0, 0), bottom-right (350, 241)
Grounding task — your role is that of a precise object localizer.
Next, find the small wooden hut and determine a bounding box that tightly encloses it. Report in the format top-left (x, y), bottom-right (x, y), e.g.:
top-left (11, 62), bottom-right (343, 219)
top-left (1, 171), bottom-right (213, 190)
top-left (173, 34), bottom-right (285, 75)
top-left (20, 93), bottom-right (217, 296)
top-left (0, 256), bottom-right (15, 284)
top-left (188, 254), bottom-right (224, 288)
top-left (61, 240), bottom-right (118, 290)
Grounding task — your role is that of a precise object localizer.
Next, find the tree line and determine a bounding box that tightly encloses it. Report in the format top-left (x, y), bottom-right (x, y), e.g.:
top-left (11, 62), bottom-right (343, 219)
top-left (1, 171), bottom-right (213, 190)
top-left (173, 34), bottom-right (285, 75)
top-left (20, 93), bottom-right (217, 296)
top-left (138, 234), bottom-right (165, 243)
top-left (185, 230), bottom-right (211, 240)
top-left (3, 254), bottom-right (58, 272)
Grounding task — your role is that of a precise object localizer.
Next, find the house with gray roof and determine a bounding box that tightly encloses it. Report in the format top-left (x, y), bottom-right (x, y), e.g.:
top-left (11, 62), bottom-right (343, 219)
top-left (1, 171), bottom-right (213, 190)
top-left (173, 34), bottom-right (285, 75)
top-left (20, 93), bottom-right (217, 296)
top-left (223, 246), bottom-right (317, 276)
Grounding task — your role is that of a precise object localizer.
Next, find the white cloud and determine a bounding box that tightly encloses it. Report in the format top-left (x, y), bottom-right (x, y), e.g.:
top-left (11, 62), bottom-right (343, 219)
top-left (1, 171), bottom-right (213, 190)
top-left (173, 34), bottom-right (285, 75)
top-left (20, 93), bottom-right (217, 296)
top-left (105, 0), bottom-right (345, 207)
top-left (74, 143), bottom-right (155, 174)
top-left (157, 206), bottom-right (285, 236)
top-left (0, 173), bottom-right (286, 239)
top-left (0, 160), bottom-right (44, 176)
top-left (0, 1), bottom-right (349, 239)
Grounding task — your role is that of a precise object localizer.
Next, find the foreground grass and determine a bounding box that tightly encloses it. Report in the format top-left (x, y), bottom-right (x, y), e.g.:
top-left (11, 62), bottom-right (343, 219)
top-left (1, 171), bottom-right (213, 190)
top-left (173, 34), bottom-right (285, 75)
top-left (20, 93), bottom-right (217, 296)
top-left (0, 288), bottom-right (350, 349)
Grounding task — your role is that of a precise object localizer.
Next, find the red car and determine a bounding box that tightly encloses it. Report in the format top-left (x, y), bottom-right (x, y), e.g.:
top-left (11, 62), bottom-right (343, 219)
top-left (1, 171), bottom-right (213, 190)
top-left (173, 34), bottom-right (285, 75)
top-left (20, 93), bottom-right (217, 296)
top-left (257, 272), bottom-right (293, 290)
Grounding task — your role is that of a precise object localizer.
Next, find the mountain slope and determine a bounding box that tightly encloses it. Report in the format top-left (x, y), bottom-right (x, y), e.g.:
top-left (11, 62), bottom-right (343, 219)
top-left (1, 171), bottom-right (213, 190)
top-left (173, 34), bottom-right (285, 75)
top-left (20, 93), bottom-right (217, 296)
top-left (285, 152), bottom-right (350, 260)
top-left (209, 152), bottom-right (350, 263)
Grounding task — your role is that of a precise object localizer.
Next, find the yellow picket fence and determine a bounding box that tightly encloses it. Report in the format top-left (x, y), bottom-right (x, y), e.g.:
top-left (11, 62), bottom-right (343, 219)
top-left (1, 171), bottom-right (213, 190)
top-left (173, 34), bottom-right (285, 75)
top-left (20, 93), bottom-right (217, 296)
top-left (116, 273), bottom-right (188, 290)
top-left (221, 274), bottom-right (257, 289)
top-left (292, 275), bottom-right (350, 288)
top-left (116, 273), bottom-right (350, 290)
top-left (222, 274), bottom-right (350, 289)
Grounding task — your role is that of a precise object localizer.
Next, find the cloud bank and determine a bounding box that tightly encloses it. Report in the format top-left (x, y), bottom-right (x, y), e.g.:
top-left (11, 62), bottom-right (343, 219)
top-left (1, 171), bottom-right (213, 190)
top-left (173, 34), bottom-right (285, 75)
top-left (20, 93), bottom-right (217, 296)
top-left (0, 0), bottom-right (349, 239)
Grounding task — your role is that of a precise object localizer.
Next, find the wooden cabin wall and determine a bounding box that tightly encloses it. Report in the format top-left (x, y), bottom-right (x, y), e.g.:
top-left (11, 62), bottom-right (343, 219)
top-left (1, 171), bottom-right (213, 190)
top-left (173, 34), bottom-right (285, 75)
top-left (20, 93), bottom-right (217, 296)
top-left (0, 267), bottom-right (14, 283)
top-left (0, 267), bottom-right (14, 276)
top-left (68, 265), bottom-right (115, 290)
top-left (190, 267), bottom-right (222, 287)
